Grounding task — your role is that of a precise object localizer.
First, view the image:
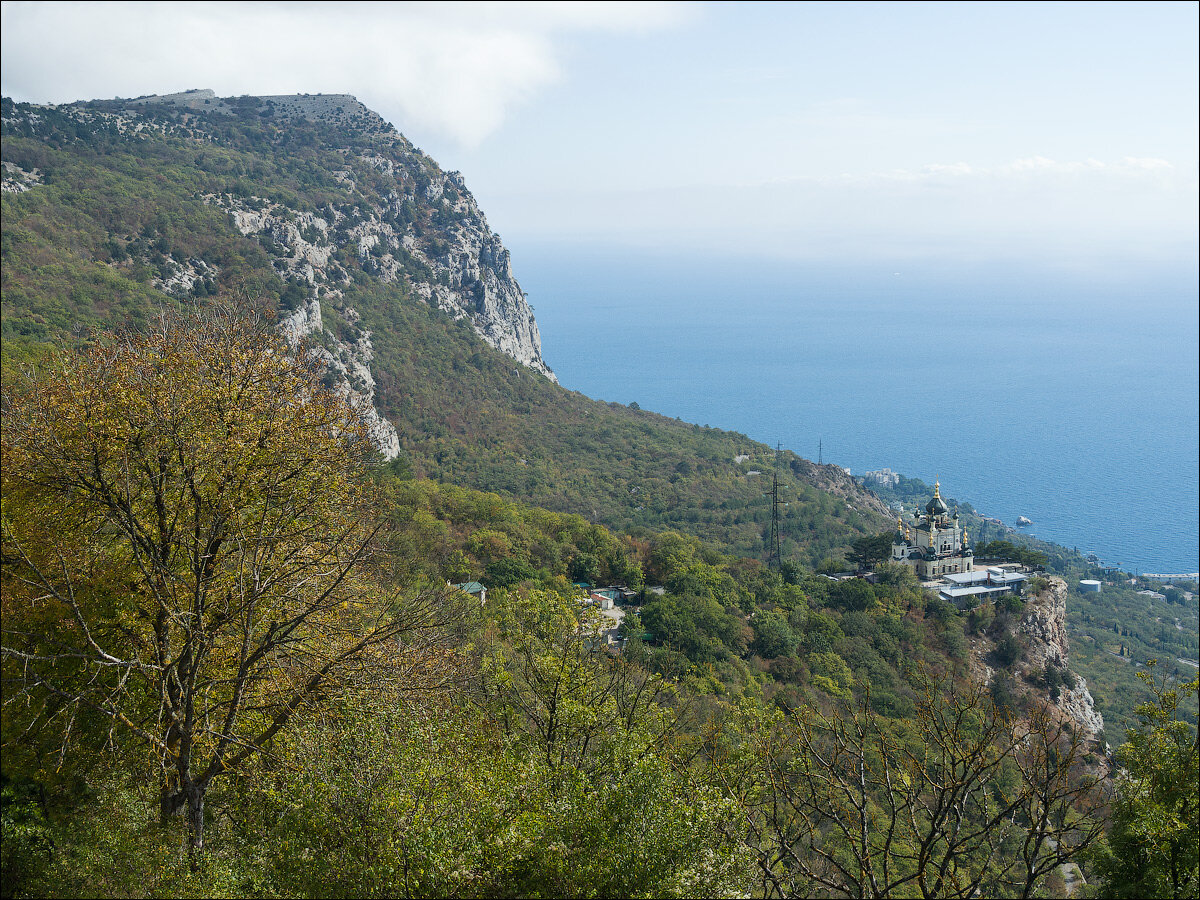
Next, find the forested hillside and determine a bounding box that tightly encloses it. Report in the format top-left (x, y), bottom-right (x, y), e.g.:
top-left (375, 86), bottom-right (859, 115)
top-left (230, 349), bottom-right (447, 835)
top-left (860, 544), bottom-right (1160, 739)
top-left (3, 93), bottom-right (1196, 899)
top-left (1, 92), bottom-right (889, 566)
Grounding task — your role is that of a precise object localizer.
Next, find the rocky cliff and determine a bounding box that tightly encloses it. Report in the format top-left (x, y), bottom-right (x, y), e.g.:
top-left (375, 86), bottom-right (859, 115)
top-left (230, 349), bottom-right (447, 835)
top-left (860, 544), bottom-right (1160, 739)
top-left (1018, 577), bottom-right (1106, 741)
top-left (7, 91), bottom-right (556, 459)
top-left (188, 92), bottom-right (553, 380)
top-left (970, 576), bottom-right (1105, 745)
top-left (790, 457), bottom-right (894, 520)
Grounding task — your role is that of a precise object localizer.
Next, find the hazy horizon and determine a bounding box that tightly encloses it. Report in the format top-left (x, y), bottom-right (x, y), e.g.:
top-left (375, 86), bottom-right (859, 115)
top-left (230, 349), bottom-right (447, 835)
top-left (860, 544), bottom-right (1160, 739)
top-left (3, 1), bottom-right (1197, 269)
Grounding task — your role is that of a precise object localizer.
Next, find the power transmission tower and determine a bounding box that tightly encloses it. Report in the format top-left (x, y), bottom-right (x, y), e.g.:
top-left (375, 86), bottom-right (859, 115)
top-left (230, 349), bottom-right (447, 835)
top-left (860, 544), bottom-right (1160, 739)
top-left (818, 439), bottom-right (823, 466)
top-left (767, 471), bottom-right (781, 570)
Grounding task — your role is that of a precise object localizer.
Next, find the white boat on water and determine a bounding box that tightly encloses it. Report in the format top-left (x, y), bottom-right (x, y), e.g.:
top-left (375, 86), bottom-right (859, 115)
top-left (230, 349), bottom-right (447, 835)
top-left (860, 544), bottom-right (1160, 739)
top-left (1016, 516), bottom-right (1033, 527)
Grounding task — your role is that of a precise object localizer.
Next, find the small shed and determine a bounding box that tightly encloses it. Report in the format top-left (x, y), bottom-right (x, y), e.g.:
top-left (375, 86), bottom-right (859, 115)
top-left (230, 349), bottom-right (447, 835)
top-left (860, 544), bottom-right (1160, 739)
top-left (590, 589), bottom-right (618, 610)
top-left (453, 581), bottom-right (488, 605)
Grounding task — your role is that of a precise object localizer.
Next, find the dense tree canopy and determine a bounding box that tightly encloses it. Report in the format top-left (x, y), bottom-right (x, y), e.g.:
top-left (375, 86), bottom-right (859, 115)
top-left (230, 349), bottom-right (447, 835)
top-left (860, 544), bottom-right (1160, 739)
top-left (1093, 667), bottom-right (1200, 899)
top-left (1, 307), bottom-right (443, 857)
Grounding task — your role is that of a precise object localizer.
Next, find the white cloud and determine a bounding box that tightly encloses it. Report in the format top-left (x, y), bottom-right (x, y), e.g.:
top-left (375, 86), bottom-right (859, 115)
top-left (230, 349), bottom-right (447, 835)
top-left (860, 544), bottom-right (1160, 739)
top-left (1005, 155), bottom-right (1065, 172)
top-left (0, 1), bottom-right (688, 145)
top-left (922, 162), bottom-right (975, 176)
top-left (921, 154), bottom-right (1180, 181)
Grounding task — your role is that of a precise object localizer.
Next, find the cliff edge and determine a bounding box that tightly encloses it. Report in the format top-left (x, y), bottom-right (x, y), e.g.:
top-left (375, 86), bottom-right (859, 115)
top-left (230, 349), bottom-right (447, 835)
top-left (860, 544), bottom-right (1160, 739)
top-left (969, 576), bottom-right (1105, 745)
top-left (5, 91), bottom-right (558, 461)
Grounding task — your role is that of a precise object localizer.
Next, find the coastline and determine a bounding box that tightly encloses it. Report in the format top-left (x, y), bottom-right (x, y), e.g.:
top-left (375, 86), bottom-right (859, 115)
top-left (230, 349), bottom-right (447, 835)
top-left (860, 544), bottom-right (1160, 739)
top-left (516, 248), bottom-right (1199, 578)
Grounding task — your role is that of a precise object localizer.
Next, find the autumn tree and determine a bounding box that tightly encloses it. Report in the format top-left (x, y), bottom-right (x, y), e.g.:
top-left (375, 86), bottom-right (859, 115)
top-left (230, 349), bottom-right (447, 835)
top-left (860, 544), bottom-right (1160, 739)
top-left (711, 677), bottom-right (1105, 898)
top-left (1, 307), bottom-right (441, 859)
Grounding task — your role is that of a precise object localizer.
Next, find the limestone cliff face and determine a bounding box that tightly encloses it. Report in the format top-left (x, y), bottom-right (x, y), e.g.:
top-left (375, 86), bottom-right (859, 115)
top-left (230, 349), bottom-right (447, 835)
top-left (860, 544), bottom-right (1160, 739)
top-left (277, 298), bottom-right (401, 461)
top-left (1, 160), bottom-right (44, 193)
top-left (8, 91), bottom-right (555, 458)
top-left (56, 91), bottom-right (556, 460)
top-left (1018, 578), bottom-right (1072, 669)
top-left (1017, 577), bottom-right (1106, 741)
top-left (183, 92), bottom-right (555, 382)
top-left (967, 577), bottom-right (1104, 745)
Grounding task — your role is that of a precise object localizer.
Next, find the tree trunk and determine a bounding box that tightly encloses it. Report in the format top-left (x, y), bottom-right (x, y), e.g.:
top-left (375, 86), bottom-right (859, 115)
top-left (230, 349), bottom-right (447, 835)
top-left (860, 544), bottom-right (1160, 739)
top-left (160, 782), bottom-right (181, 825)
top-left (160, 762), bottom-right (185, 826)
top-left (160, 777), bottom-right (205, 864)
top-left (185, 782), bottom-right (205, 864)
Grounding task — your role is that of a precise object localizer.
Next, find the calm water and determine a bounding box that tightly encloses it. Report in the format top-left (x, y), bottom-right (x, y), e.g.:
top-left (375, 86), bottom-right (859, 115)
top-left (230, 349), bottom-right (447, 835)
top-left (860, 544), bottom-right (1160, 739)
top-left (515, 246), bottom-right (1200, 575)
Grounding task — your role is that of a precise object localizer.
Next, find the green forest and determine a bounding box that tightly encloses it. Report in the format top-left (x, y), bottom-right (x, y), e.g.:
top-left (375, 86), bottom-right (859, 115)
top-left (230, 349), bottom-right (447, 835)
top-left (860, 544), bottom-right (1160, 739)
top-left (2, 94), bottom-right (1197, 899)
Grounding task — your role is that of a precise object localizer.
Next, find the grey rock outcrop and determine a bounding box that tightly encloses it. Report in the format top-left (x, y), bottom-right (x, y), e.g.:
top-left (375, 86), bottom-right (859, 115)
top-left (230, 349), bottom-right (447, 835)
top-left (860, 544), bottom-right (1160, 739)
top-left (114, 90), bottom-right (556, 459)
top-left (184, 93), bottom-right (557, 460)
top-left (1, 160), bottom-right (43, 193)
top-left (18, 91), bottom-right (556, 459)
top-left (277, 296), bottom-right (401, 461)
top-left (144, 91), bottom-right (554, 382)
top-left (790, 457), bottom-right (893, 519)
top-left (1019, 580), bottom-right (1071, 669)
top-left (969, 576), bottom-right (1105, 746)
top-left (1019, 577), bottom-right (1105, 741)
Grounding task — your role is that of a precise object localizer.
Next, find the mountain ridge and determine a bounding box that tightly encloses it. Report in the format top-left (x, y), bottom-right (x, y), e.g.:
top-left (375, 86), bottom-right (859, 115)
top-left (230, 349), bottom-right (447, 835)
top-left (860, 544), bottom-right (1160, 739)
top-left (3, 90), bottom-right (554, 384)
top-left (2, 89), bottom-right (893, 562)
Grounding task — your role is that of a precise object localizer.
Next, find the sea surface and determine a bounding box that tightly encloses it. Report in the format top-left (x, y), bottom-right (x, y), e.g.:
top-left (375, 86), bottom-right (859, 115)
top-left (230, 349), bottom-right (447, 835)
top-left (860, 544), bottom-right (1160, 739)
top-left (514, 246), bottom-right (1200, 576)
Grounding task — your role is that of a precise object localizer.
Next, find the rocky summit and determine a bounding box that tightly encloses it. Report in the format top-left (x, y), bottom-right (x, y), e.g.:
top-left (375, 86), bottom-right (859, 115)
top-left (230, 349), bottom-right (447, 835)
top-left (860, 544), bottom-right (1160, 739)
top-left (4, 90), bottom-right (553, 462)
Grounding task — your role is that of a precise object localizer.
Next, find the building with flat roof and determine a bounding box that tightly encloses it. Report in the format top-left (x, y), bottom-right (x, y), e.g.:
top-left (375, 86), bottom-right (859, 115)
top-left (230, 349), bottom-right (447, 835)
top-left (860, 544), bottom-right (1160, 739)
top-left (863, 468), bottom-right (901, 486)
top-left (890, 481), bottom-right (974, 579)
top-left (939, 567), bottom-right (1029, 608)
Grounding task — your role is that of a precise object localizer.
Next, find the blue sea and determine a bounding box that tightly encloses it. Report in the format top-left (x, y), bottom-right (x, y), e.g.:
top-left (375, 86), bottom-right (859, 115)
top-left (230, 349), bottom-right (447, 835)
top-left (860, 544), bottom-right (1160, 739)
top-left (514, 246), bottom-right (1200, 576)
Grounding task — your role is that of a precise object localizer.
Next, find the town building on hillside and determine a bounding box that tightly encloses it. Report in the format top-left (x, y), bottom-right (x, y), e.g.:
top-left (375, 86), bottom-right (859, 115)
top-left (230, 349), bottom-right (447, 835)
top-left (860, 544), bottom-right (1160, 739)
top-left (891, 481), bottom-right (974, 579)
top-left (863, 467), bottom-right (901, 486)
top-left (589, 588), bottom-right (618, 610)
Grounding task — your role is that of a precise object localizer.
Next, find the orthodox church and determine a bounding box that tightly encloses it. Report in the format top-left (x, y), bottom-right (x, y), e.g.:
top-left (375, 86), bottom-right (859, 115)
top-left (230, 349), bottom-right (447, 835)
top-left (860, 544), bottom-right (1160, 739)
top-left (890, 481), bottom-right (974, 579)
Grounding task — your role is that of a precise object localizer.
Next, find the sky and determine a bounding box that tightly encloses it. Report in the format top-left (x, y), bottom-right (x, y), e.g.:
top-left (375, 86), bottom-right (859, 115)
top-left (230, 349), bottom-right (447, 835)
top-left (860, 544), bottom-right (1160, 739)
top-left (3, 1), bottom-right (1197, 265)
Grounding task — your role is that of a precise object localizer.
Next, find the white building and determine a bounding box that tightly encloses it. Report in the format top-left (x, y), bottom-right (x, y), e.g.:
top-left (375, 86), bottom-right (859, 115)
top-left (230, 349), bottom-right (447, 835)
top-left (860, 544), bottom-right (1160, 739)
top-left (939, 567), bottom-right (1029, 608)
top-left (863, 468), bottom-right (901, 486)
